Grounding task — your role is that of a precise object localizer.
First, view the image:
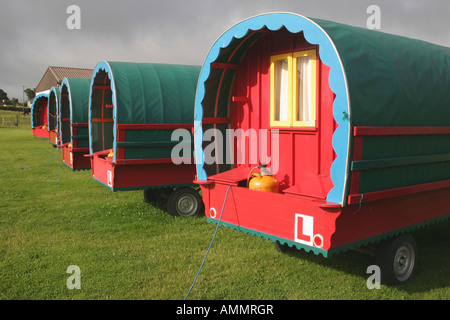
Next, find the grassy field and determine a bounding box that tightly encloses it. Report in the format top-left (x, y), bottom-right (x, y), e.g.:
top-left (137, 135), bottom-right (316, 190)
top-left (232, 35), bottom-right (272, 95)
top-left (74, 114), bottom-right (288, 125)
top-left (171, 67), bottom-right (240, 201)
top-left (0, 110), bottom-right (449, 300)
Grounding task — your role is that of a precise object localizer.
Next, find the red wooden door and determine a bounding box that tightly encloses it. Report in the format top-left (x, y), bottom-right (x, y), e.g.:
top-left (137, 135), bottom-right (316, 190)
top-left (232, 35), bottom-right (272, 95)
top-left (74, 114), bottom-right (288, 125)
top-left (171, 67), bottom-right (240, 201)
top-left (39, 102), bottom-right (48, 127)
top-left (230, 29), bottom-right (336, 199)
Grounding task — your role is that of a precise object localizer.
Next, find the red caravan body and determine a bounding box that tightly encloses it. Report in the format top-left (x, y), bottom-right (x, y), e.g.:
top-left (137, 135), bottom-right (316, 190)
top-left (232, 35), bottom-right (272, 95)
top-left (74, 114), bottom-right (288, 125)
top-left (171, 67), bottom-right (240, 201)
top-left (199, 176), bottom-right (450, 256)
top-left (87, 61), bottom-right (200, 191)
top-left (193, 13), bottom-right (450, 256)
top-left (31, 93), bottom-right (49, 139)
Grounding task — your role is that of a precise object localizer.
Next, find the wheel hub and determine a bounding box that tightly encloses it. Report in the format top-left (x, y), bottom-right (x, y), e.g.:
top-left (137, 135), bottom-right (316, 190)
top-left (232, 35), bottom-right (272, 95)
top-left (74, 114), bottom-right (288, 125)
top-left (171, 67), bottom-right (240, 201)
top-left (177, 194), bottom-right (197, 216)
top-left (394, 244), bottom-right (415, 281)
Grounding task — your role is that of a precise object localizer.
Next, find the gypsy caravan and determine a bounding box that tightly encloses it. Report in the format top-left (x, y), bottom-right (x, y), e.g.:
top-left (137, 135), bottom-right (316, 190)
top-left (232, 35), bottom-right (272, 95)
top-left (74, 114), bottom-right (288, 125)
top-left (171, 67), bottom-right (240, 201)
top-left (48, 86), bottom-right (60, 146)
top-left (87, 61), bottom-right (203, 216)
top-left (60, 77), bottom-right (92, 170)
top-left (193, 13), bottom-right (450, 284)
top-left (31, 93), bottom-right (49, 139)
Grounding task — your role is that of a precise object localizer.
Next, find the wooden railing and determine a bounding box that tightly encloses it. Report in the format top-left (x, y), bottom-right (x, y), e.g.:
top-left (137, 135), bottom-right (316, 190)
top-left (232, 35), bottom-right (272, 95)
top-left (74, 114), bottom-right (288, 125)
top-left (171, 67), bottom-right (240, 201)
top-left (348, 126), bottom-right (450, 204)
top-left (114, 123), bottom-right (194, 165)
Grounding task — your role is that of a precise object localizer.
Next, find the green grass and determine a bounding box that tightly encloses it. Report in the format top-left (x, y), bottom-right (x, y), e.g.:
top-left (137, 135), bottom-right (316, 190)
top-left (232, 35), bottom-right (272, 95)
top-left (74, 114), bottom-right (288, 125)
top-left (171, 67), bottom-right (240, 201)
top-left (0, 112), bottom-right (449, 300)
top-left (0, 109), bottom-right (30, 129)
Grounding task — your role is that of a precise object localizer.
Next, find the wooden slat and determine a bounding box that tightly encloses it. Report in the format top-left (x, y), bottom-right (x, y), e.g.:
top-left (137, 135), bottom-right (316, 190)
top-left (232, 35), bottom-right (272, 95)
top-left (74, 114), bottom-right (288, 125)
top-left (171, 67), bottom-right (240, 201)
top-left (348, 179), bottom-right (450, 205)
top-left (115, 158), bottom-right (193, 165)
top-left (211, 62), bottom-right (240, 70)
top-left (72, 122), bottom-right (88, 127)
top-left (202, 117), bottom-right (230, 124)
top-left (116, 123), bottom-right (193, 130)
top-left (349, 136), bottom-right (364, 195)
top-left (232, 96), bottom-right (249, 102)
top-left (92, 85), bottom-right (111, 90)
top-left (72, 135), bottom-right (89, 141)
top-left (91, 118), bottom-right (114, 123)
top-left (116, 141), bottom-right (188, 148)
top-left (352, 153), bottom-right (450, 171)
top-left (71, 147), bottom-right (89, 153)
top-left (354, 126), bottom-right (450, 136)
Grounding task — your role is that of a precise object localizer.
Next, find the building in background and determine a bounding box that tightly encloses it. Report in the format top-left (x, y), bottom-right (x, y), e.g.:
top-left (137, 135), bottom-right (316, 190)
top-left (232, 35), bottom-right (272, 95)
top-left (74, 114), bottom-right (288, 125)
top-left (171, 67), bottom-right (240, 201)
top-left (35, 66), bottom-right (93, 95)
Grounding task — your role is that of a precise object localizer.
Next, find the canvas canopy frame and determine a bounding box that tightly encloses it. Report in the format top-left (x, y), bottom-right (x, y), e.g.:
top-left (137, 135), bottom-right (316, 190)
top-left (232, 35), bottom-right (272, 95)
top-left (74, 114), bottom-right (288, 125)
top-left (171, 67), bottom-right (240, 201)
top-left (31, 93), bottom-right (50, 139)
top-left (87, 61), bottom-right (201, 193)
top-left (194, 12), bottom-right (450, 206)
top-left (89, 61), bottom-right (201, 166)
top-left (60, 77), bottom-right (92, 170)
top-left (48, 86), bottom-right (60, 146)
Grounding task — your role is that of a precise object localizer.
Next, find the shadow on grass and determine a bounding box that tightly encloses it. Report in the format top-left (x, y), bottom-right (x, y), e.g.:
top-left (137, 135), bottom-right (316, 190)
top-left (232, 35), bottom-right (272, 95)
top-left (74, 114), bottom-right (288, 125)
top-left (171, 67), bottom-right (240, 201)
top-left (276, 219), bottom-right (450, 293)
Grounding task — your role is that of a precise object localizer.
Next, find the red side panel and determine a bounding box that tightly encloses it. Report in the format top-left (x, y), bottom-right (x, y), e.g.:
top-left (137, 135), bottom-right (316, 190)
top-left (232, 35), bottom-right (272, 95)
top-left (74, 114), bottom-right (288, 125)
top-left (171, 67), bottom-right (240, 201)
top-left (201, 173), bottom-right (450, 254)
top-left (229, 30), bottom-right (336, 199)
top-left (90, 151), bottom-right (196, 190)
top-left (32, 126), bottom-right (50, 138)
top-left (62, 144), bottom-right (91, 170)
top-left (49, 130), bottom-right (58, 145)
top-left (333, 187), bottom-right (450, 249)
top-left (90, 151), bottom-right (114, 187)
top-left (39, 104), bottom-right (48, 127)
top-left (200, 173), bottom-right (341, 253)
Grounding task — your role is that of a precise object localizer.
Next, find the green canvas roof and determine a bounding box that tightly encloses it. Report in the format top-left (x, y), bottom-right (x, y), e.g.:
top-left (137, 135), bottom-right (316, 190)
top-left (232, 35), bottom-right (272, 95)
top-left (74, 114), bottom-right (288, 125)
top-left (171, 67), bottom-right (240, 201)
top-left (91, 61), bottom-right (201, 125)
top-left (89, 61), bottom-right (201, 161)
top-left (60, 77), bottom-right (91, 147)
top-left (313, 18), bottom-right (450, 127)
top-left (61, 77), bottom-right (91, 124)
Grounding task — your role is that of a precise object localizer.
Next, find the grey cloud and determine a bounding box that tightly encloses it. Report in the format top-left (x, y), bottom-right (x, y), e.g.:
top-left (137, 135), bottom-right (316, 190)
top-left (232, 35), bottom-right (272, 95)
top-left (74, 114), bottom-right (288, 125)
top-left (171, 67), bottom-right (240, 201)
top-left (1, 0), bottom-right (448, 101)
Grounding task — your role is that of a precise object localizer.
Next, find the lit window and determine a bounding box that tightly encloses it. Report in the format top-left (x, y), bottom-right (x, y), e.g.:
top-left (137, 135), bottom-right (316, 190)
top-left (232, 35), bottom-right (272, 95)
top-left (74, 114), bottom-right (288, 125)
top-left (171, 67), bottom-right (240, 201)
top-left (270, 50), bottom-right (317, 127)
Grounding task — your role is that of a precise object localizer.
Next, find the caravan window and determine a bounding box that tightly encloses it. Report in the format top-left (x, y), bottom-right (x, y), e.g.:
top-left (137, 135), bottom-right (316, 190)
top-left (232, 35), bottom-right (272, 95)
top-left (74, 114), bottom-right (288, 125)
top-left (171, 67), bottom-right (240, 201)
top-left (270, 49), bottom-right (317, 128)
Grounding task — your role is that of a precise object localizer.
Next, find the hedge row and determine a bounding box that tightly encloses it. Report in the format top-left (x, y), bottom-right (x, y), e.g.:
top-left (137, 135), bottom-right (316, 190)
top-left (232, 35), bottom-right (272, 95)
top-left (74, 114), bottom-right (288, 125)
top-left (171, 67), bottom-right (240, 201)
top-left (0, 105), bottom-right (31, 112)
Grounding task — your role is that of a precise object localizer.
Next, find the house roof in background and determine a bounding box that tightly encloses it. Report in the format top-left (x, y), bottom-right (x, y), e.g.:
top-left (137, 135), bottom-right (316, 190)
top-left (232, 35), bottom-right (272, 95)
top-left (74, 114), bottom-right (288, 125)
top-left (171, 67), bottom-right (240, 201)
top-left (35, 66), bottom-right (93, 94)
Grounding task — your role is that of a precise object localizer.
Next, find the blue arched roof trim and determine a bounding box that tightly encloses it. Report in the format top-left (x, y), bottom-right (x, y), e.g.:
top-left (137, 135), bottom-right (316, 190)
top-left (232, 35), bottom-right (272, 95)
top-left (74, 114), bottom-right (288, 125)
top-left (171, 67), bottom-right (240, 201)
top-left (31, 93), bottom-right (49, 128)
top-left (60, 78), bottom-right (71, 139)
top-left (88, 61), bottom-right (117, 162)
top-left (194, 12), bottom-right (351, 205)
top-left (48, 86), bottom-right (60, 109)
top-left (60, 78), bottom-right (71, 147)
top-left (61, 77), bottom-right (92, 147)
top-left (48, 86), bottom-right (60, 133)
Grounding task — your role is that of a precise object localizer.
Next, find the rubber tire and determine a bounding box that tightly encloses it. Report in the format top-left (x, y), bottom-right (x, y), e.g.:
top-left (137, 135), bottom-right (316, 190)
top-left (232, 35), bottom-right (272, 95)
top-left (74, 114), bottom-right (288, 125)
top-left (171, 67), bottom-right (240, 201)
top-left (375, 234), bottom-right (417, 285)
top-left (167, 187), bottom-right (204, 217)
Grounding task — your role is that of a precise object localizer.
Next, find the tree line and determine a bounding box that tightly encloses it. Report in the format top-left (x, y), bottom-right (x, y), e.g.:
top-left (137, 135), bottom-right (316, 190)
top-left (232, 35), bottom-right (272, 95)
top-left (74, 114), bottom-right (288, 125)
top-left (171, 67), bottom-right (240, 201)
top-left (0, 88), bottom-right (35, 106)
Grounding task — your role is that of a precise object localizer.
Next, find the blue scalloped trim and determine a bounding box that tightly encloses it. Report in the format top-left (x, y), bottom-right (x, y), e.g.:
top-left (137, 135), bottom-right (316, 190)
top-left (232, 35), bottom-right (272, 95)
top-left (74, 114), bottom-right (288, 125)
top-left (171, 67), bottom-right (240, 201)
top-left (88, 61), bottom-right (117, 162)
top-left (31, 93), bottom-right (49, 128)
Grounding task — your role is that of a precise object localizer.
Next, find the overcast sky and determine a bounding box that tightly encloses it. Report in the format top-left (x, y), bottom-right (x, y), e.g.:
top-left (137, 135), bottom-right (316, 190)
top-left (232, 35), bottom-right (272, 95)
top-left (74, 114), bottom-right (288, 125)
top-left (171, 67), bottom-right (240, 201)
top-left (1, 0), bottom-right (448, 102)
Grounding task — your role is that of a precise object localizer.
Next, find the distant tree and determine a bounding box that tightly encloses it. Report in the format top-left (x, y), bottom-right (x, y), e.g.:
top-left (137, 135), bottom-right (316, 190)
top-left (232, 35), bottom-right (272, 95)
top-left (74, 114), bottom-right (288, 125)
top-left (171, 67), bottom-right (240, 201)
top-left (24, 88), bottom-right (36, 101)
top-left (0, 89), bottom-right (9, 101)
top-left (10, 98), bottom-right (19, 106)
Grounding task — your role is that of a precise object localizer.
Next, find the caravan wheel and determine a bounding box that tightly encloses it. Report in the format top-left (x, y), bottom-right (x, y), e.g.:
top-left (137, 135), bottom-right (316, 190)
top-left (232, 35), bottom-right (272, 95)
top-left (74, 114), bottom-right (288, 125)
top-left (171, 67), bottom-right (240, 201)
top-left (167, 187), bottom-right (204, 217)
top-left (376, 234), bottom-right (417, 285)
